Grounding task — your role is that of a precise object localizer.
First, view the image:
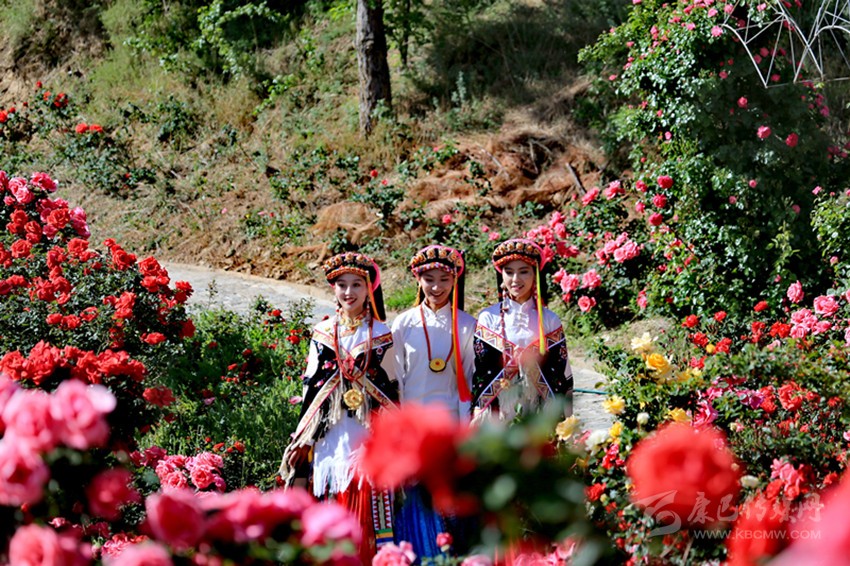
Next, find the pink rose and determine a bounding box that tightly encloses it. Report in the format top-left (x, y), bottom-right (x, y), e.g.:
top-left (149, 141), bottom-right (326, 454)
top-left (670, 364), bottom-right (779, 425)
top-left (189, 464), bottom-right (216, 490)
top-left (86, 468), bottom-right (141, 521)
top-left (559, 274), bottom-right (580, 294)
top-left (0, 377), bottom-right (21, 434)
top-left (813, 295), bottom-right (839, 317)
top-left (146, 489), bottom-right (205, 549)
top-left (581, 187), bottom-right (600, 206)
top-left (757, 125), bottom-right (772, 139)
top-left (104, 542), bottom-right (173, 566)
top-left (8, 177), bottom-right (34, 204)
top-left (9, 524), bottom-right (90, 566)
top-left (737, 97), bottom-right (748, 108)
top-left (0, 439), bottom-right (49, 505)
top-left (161, 470), bottom-right (189, 490)
top-left (373, 541), bottom-right (417, 566)
top-left (3, 389), bottom-right (59, 452)
top-left (786, 133), bottom-right (798, 147)
top-left (577, 296), bottom-right (597, 313)
top-left (300, 501), bottom-right (362, 546)
top-left (441, 214), bottom-right (453, 225)
top-left (461, 555), bottom-right (494, 566)
top-left (205, 487), bottom-right (314, 543)
top-left (637, 290), bottom-right (648, 309)
top-left (635, 201), bottom-right (646, 214)
top-left (436, 532), bottom-right (453, 549)
top-left (786, 281), bottom-right (804, 304)
top-left (652, 194), bottom-right (667, 208)
top-left (580, 269), bottom-right (602, 289)
top-left (52, 380), bottom-right (116, 450)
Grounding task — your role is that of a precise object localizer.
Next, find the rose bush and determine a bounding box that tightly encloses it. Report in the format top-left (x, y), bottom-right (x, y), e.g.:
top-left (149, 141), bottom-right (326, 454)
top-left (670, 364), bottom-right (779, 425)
top-left (572, 278), bottom-right (850, 563)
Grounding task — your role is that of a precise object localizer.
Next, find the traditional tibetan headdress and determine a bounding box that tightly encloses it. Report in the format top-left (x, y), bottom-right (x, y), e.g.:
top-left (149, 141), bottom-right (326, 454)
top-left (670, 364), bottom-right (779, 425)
top-left (322, 252), bottom-right (386, 321)
top-left (492, 239), bottom-right (549, 355)
top-left (409, 245), bottom-right (470, 402)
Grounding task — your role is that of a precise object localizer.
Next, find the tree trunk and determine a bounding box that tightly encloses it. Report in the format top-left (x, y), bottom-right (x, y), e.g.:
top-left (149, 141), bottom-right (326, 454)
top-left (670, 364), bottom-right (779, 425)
top-left (356, 0), bottom-right (392, 137)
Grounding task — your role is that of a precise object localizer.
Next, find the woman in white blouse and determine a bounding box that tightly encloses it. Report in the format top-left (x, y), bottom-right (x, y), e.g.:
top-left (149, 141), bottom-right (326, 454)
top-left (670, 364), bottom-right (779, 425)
top-left (390, 244), bottom-right (475, 558)
top-left (472, 239), bottom-right (573, 422)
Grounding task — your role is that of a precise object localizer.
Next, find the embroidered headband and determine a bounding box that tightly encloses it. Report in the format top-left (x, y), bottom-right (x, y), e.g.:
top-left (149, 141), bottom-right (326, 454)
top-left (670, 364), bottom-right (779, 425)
top-left (492, 239), bottom-right (548, 356)
top-left (323, 252), bottom-right (381, 292)
top-left (492, 239), bottom-right (548, 271)
top-left (409, 245), bottom-right (465, 277)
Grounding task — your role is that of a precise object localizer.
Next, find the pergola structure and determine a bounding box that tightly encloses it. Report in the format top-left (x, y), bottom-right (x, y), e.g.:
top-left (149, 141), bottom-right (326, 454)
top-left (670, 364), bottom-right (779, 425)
top-left (720, 0), bottom-right (850, 86)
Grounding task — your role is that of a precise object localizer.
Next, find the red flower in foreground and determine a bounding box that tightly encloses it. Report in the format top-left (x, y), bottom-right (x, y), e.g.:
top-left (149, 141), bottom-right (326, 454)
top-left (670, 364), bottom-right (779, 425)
top-left (359, 404), bottom-right (476, 515)
top-left (726, 494), bottom-right (791, 565)
top-left (627, 423), bottom-right (741, 529)
top-left (753, 300), bottom-right (768, 312)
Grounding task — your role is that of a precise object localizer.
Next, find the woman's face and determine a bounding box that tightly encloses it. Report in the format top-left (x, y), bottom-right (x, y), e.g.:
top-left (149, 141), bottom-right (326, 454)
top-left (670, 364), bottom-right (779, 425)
top-left (417, 268), bottom-right (456, 310)
top-left (502, 260), bottom-right (535, 303)
top-left (333, 272), bottom-right (368, 317)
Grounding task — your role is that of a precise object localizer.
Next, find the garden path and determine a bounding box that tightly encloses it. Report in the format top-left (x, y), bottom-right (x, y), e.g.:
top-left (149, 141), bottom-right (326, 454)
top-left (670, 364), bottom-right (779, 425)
top-left (163, 262), bottom-right (612, 433)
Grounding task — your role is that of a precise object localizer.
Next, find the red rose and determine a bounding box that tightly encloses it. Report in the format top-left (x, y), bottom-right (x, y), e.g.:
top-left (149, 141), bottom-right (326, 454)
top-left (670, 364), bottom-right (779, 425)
top-left (142, 332), bottom-right (167, 345)
top-left (436, 532), bottom-right (453, 549)
top-left (648, 212), bottom-right (664, 226)
top-left (753, 300), bottom-right (768, 312)
top-left (726, 494), bottom-right (790, 565)
top-left (586, 483), bottom-right (606, 502)
top-left (714, 311), bottom-right (727, 323)
top-left (359, 404), bottom-right (476, 515)
top-left (628, 423), bottom-right (741, 529)
top-left (143, 386), bottom-right (175, 408)
top-left (10, 239), bottom-right (32, 259)
top-left (652, 194), bottom-right (668, 208)
top-left (86, 468), bottom-right (141, 520)
top-left (75, 123), bottom-right (88, 134)
top-left (682, 314), bottom-right (699, 328)
top-left (777, 382), bottom-right (804, 412)
top-left (657, 175), bottom-right (674, 189)
top-left (46, 313), bottom-right (62, 325)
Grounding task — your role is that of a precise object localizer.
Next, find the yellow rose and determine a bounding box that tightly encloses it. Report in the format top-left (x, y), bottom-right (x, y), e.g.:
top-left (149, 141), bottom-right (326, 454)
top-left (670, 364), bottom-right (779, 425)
top-left (645, 352), bottom-right (672, 378)
top-left (705, 343), bottom-right (716, 354)
top-left (630, 332), bottom-right (656, 354)
top-left (609, 421), bottom-right (623, 439)
top-left (667, 408), bottom-right (690, 423)
top-left (555, 416), bottom-right (581, 441)
top-left (602, 395), bottom-right (626, 415)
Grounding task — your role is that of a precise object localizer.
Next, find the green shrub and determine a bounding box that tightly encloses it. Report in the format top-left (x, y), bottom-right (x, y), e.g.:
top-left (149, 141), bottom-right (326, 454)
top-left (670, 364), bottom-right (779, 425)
top-left (146, 298), bottom-right (312, 487)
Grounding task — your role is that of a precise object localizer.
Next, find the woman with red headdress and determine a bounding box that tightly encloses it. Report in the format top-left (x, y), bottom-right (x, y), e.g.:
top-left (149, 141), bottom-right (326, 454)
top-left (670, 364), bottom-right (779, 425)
top-left (472, 239), bottom-right (573, 422)
top-left (280, 251), bottom-right (398, 564)
top-left (390, 244), bottom-right (476, 559)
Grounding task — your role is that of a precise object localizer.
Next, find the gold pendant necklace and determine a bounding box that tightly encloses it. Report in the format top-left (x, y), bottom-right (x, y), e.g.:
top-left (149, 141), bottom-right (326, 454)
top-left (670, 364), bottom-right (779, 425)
top-left (419, 304), bottom-right (452, 373)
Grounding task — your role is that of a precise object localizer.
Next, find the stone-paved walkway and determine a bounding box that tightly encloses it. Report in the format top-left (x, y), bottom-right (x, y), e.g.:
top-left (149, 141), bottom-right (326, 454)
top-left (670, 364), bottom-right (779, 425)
top-left (163, 262), bottom-right (612, 433)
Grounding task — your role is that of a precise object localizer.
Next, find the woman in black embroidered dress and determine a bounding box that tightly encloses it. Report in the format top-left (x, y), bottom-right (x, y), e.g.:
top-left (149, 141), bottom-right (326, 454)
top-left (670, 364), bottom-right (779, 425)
top-left (280, 252), bottom-right (398, 564)
top-left (472, 239), bottom-right (573, 422)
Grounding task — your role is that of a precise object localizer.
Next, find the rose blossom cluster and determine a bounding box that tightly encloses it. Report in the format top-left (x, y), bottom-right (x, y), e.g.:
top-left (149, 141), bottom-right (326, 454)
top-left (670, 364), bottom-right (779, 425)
top-left (101, 487), bottom-right (360, 564)
top-left (0, 375), bottom-right (116, 506)
top-left (0, 170), bottom-right (195, 354)
top-left (154, 451), bottom-right (227, 492)
top-left (593, 232), bottom-right (642, 266)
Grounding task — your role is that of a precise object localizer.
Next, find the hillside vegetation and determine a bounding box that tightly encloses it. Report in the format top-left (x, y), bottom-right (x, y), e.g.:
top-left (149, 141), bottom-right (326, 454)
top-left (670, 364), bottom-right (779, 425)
top-left (0, 0), bottom-right (627, 300)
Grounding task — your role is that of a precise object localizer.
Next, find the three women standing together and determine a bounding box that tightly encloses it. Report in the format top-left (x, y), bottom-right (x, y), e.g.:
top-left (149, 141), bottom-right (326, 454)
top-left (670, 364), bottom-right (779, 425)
top-left (280, 239), bottom-right (574, 563)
